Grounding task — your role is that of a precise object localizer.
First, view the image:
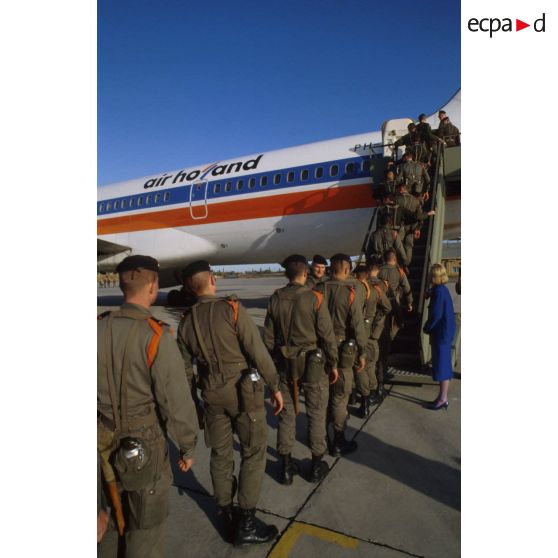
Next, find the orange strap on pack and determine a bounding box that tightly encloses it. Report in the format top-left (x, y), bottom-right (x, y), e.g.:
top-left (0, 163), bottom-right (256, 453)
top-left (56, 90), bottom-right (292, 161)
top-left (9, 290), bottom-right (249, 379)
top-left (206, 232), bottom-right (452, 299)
top-left (225, 299), bottom-right (240, 328)
top-left (146, 318), bottom-right (164, 367)
top-left (358, 279), bottom-right (371, 300)
top-left (398, 266), bottom-right (406, 279)
top-left (311, 289), bottom-right (324, 310)
top-left (348, 286), bottom-right (356, 307)
top-left (371, 283), bottom-right (383, 299)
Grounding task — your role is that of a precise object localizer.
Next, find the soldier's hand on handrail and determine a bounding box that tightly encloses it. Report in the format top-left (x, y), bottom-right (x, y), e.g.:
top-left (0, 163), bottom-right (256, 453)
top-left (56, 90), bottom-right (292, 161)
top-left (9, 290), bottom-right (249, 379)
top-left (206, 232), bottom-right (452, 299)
top-left (414, 229), bottom-right (421, 240)
top-left (427, 210), bottom-right (435, 216)
top-left (178, 456), bottom-right (194, 473)
top-left (271, 390), bottom-right (284, 416)
top-left (329, 367), bottom-right (339, 384)
top-left (356, 356), bottom-right (366, 373)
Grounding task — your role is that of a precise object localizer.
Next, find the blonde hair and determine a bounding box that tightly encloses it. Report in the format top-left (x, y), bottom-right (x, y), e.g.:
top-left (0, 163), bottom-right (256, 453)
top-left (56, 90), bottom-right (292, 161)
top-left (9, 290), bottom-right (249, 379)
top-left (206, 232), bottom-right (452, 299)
top-left (430, 263), bottom-right (448, 285)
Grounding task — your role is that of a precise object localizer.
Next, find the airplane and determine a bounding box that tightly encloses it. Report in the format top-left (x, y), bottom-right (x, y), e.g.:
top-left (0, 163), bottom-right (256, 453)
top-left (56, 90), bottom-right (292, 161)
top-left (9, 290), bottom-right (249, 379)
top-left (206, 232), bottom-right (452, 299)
top-left (98, 90), bottom-right (460, 290)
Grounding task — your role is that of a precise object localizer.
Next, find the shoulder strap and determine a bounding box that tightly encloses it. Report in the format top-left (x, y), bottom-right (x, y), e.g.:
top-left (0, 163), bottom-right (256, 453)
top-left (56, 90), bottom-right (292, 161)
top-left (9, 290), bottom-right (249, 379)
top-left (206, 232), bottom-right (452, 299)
top-left (225, 299), bottom-right (239, 330)
top-left (347, 285), bottom-right (356, 307)
top-left (398, 266), bottom-right (405, 279)
top-left (191, 304), bottom-right (214, 374)
top-left (98, 310), bottom-right (111, 320)
top-left (311, 289), bottom-right (323, 311)
top-left (357, 279), bottom-right (370, 300)
top-left (371, 283), bottom-right (383, 300)
top-left (146, 318), bottom-right (164, 367)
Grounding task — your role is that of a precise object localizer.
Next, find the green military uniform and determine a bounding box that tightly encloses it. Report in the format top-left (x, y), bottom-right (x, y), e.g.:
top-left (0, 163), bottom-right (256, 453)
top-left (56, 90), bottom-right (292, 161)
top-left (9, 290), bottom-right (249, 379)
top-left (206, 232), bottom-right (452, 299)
top-left (354, 278), bottom-right (392, 408)
top-left (305, 274), bottom-right (324, 290)
top-left (397, 160), bottom-right (431, 197)
top-left (377, 264), bottom-right (413, 386)
top-left (177, 294), bottom-right (280, 512)
top-left (371, 225), bottom-right (410, 267)
top-left (263, 281), bottom-right (338, 475)
top-left (98, 302), bottom-right (199, 558)
top-left (436, 118), bottom-right (460, 146)
top-left (394, 130), bottom-right (428, 164)
top-left (395, 190), bottom-right (432, 267)
top-left (316, 277), bottom-right (367, 442)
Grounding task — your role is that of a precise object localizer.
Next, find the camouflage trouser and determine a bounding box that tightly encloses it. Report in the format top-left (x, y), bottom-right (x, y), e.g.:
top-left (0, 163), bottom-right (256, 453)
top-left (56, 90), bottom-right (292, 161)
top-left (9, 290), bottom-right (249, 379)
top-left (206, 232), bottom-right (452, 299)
top-left (355, 339), bottom-right (379, 397)
top-left (203, 380), bottom-right (267, 510)
top-left (277, 374), bottom-right (329, 457)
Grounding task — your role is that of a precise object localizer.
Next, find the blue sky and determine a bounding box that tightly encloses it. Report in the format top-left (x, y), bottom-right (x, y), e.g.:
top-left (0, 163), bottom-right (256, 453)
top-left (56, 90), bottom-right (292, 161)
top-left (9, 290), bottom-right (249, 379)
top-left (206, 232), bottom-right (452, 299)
top-left (98, 0), bottom-right (460, 186)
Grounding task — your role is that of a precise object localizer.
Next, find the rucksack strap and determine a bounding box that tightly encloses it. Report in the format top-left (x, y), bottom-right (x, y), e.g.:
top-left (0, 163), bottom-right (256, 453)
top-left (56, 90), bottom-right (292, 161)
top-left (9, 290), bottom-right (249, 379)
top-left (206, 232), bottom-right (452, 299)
top-left (225, 299), bottom-right (239, 330)
top-left (311, 290), bottom-right (323, 311)
top-left (358, 279), bottom-right (370, 301)
top-left (191, 304), bottom-right (214, 374)
top-left (348, 286), bottom-right (356, 307)
top-left (371, 283), bottom-right (383, 300)
top-left (146, 318), bottom-right (163, 367)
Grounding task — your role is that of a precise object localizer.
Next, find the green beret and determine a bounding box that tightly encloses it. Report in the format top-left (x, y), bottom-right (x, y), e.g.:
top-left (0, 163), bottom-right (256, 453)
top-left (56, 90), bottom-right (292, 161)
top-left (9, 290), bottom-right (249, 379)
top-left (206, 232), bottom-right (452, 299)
top-left (282, 254), bottom-right (308, 268)
top-left (182, 260), bottom-right (212, 279)
top-left (116, 255), bottom-right (159, 273)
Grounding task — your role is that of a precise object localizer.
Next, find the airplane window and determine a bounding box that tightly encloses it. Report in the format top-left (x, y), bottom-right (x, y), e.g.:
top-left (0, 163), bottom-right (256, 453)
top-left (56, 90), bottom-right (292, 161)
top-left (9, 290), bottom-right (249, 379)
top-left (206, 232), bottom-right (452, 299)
top-left (138, 197), bottom-right (143, 207)
top-left (301, 169), bottom-right (309, 181)
top-left (129, 198), bottom-right (135, 207)
top-left (315, 167), bottom-right (323, 179)
top-left (214, 183), bottom-right (221, 194)
top-left (145, 195), bottom-right (151, 205)
top-left (154, 193), bottom-right (161, 203)
top-left (163, 192), bottom-right (170, 202)
top-left (287, 171), bottom-right (294, 183)
top-left (106, 201), bottom-right (112, 211)
top-left (274, 174), bottom-right (281, 185)
top-left (99, 203), bottom-right (105, 212)
top-left (362, 160), bottom-right (371, 172)
top-left (121, 199), bottom-right (127, 209)
top-left (237, 180), bottom-right (243, 190)
top-left (345, 162), bottom-right (355, 175)
top-left (225, 182), bottom-right (232, 192)
top-left (330, 164), bottom-right (339, 176)
top-left (260, 176), bottom-right (268, 187)
top-left (114, 200), bottom-right (120, 210)
top-left (249, 178), bottom-right (256, 188)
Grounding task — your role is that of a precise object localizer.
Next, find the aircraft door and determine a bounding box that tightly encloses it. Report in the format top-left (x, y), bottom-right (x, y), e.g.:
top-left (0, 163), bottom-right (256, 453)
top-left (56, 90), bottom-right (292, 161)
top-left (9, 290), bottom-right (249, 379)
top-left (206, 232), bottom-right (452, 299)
top-left (189, 181), bottom-right (209, 220)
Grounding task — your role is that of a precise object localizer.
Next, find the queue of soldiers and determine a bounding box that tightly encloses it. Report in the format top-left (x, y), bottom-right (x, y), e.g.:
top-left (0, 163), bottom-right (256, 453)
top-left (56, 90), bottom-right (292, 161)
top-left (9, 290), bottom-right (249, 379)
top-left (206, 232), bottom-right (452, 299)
top-left (368, 110), bottom-right (459, 274)
top-left (97, 246), bottom-right (418, 556)
top-left (98, 272), bottom-right (119, 288)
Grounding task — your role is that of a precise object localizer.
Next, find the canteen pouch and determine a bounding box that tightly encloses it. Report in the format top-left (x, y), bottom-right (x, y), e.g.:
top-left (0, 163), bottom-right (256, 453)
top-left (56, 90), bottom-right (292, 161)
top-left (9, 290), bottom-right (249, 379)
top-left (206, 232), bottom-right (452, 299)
top-left (238, 370), bottom-right (265, 413)
top-left (304, 349), bottom-right (325, 384)
top-left (113, 436), bottom-right (155, 492)
top-left (339, 339), bottom-right (357, 368)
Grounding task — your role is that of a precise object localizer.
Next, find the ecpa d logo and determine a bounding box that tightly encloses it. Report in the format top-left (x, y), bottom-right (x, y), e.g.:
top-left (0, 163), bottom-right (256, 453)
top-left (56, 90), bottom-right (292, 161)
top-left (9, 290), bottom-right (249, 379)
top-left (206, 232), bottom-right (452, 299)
top-left (468, 13), bottom-right (546, 37)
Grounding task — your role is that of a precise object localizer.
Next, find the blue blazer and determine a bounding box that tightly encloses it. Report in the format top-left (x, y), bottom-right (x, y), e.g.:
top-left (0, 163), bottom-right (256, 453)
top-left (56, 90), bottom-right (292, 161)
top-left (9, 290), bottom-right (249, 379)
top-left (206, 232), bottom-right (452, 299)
top-left (423, 284), bottom-right (456, 345)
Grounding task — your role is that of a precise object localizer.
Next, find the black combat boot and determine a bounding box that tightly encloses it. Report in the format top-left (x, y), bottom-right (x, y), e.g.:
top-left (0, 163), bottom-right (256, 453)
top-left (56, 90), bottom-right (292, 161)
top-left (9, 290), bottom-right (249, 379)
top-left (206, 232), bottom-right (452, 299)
top-left (368, 389), bottom-right (382, 405)
top-left (233, 508), bottom-right (278, 547)
top-left (279, 453), bottom-right (298, 485)
top-left (217, 504), bottom-right (234, 543)
top-left (310, 455), bottom-right (329, 483)
top-left (331, 431), bottom-right (358, 457)
top-left (358, 396), bottom-right (370, 418)
top-left (376, 383), bottom-right (386, 401)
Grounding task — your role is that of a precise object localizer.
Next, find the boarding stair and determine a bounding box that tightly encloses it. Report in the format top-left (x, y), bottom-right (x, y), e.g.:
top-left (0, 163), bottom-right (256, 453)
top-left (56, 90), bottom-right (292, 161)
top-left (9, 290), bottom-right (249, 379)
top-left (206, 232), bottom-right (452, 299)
top-left (361, 139), bottom-right (459, 372)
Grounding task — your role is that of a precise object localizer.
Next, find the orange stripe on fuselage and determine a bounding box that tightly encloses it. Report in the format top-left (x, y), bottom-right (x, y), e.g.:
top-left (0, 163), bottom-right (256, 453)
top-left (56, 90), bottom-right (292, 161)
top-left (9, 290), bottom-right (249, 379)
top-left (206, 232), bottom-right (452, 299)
top-left (97, 183), bottom-right (377, 235)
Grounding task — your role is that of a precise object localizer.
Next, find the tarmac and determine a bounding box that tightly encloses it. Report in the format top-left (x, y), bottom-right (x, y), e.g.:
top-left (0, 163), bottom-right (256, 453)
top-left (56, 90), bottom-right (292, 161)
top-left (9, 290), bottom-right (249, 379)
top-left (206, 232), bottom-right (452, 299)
top-left (98, 276), bottom-right (461, 558)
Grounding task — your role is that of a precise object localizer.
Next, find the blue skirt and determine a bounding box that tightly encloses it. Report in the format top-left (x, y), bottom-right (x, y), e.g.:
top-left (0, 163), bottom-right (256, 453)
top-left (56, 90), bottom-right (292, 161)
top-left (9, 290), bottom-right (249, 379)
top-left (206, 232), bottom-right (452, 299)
top-left (431, 339), bottom-right (453, 382)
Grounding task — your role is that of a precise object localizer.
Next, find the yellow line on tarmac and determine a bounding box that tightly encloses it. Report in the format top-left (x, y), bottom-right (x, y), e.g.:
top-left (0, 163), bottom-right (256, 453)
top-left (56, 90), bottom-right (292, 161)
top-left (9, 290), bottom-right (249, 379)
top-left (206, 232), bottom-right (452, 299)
top-left (269, 521), bottom-right (360, 557)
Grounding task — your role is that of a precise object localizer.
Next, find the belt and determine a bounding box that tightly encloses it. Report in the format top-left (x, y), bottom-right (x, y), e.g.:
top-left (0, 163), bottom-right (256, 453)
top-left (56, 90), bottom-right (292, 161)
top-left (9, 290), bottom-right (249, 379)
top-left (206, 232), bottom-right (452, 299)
top-left (99, 406), bottom-right (158, 432)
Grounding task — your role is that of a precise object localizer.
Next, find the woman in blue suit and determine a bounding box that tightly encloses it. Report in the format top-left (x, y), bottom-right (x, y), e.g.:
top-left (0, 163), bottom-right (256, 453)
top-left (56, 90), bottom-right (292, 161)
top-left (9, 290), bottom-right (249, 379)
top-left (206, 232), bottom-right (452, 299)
top-left (423, 264), bottom-right (456, 410)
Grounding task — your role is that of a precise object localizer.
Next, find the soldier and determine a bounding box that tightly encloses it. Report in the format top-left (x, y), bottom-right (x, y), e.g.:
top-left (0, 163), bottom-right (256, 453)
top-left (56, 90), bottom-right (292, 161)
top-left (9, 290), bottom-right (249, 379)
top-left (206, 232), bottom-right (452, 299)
top-left (367, 256), bottom-right (393, 401)
top-left (416, 113), bottom-right (444, 153)
top-left (436, 114), bottom-right (461, 146)
top-left (377, 249), bottom-right (413, 387)
top-left (306, 254), bottom-right (328, 289)
top-left (397, 152), bottom-right (431, 201)
top-left (316, 253), bottom-right (367, 456)
top-left (395, 183), bottom-right (436, 267)
top-left (394, 123), bottom-right (427, 164)
top-left (263, 254), bottom-right (339, 484)
top-left (370, 213), bottom-right (409, 268)
top-left (177, 260), bottom-right (283, 547)
top-left (353, 263), bottom-right (392, 415)
top-left (97, 255), bottom-right (199, 558)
